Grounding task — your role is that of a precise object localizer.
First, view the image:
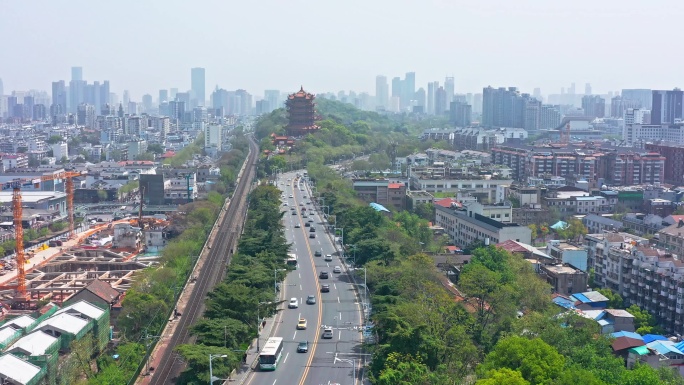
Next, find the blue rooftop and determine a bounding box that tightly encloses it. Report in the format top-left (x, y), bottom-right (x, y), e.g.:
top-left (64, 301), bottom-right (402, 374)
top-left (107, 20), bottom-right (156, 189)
top-left (552, 296), bottom-right (576, 310)
top-left (643, 334), bottom-right (668, 344)
top-left (611, 331), bottom-right (643, 340)
top-left (369, 202), bottom-right (390, 213)
top-left (647, 341), bottom-right (684, 356)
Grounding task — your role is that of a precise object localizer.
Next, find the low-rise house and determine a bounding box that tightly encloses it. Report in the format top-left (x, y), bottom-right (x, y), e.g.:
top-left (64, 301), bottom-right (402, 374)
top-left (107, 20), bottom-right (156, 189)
top-left (540, 264), bottom-right (588, 295)
top-left (67, 279), bottom-right (121, 311)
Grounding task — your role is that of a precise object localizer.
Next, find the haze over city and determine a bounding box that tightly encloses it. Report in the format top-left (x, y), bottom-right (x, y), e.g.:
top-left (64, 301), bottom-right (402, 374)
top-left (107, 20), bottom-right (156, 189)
top-left (2, 0), bottom-right (684, 98)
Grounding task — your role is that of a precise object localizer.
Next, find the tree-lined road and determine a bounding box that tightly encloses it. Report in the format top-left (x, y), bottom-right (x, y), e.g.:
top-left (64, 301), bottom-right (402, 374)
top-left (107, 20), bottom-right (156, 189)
top-left (244, 171), bottom-right (364, 385)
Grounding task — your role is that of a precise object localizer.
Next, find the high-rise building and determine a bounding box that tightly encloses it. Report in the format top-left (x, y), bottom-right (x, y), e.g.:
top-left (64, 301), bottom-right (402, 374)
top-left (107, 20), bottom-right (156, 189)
top-left (71, 67), bottom-right (83, 82)
top-left (444, 77), bottom-right (455, 106)
top-left (205, 124), bottom-right (223, 152)
top-left (123, 90), bottom-right (130, 113)
top-left (415, 88), bottom-right (426, 111)
top-left (264, 90), bottom-right (280, 113)
top-left (540, 105), bottom-right (561, 129)
top-left (427, 81), bottom-right (438, 115)
top-left (33, 104), bottom-right (47, 121)
top-left (533, 88), bottom-right (542, 101)
top-left (651, 89), bottom-right (684, 124)
top-left (7, 96), bottom-right (17, 119)
top-left (435, 86), bottom-right (447, 116)
top-left (611, 96), bottom-right (640, 118)
top-left (170, 88), bottom-right (178, 100)
top-left (100, 81), bottom-right (110, 113)
top-left (450, 101), bottom-right (472, 127)
top-left (77, 104), bottom-right (96, 128)
top-left (142, 94), bottom-right (153, 113)
top-left (0, 77), bottom-right (4, 97)
top-left (621, 89), bottom-right (652, 110)
top-left (159, 89), bottom-right (168, 104)
top-left (69, 79), bottom-right (85, 113)
top-left (581, 95), bottom-right (605, 118)
top-left (191, 67), bottom-right (206, 107)
top-left (375, 76), bottom-right (389, 110)
top-left (482, 86), bottom-right (541, 129)
top-left (391, 77), bottom-right (402, 101)
top-left (23, 96), bottom-right (35, 120)
top-left (585, 83), bottom-right (592, 95)
top-left (403, 72), bottom-right (415, 110)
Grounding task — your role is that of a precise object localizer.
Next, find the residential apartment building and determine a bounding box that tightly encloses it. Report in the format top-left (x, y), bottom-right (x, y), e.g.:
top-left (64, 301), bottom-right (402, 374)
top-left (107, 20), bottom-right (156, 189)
top-left (409, 176), bottom-right (513, 203)
top-left (540, 264), bottom-right (588, 295)
top-left (645, 142), bottom-right (684, 185)
top-left (623, 123), bottom-right (684, 145)
top-left (352, 179), bottom-right (406, 211)
top-left (492, 144), bottom-right (665, 186)
top-left (583, 214), bottom-right (624, 234)
top-left (435, 204), bottom-right (531, 248)
top-left (658, 221), bottom-right (684, 257)
top-left (543, 190), bottom-right (616, 215)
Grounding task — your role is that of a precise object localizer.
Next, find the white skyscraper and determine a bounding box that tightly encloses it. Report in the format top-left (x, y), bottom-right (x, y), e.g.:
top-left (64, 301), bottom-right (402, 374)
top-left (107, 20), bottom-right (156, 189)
top-left (444, 77), bottom-right (455, 106)
top-left (375, 75), bottom-right (389, 110)
top-left (191, 67), bottom-right (206, 107)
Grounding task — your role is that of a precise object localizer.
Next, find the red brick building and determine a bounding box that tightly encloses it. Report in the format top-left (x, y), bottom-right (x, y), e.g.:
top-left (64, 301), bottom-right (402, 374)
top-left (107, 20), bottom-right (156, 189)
top-left (645, 142), bottom-right (684, 185)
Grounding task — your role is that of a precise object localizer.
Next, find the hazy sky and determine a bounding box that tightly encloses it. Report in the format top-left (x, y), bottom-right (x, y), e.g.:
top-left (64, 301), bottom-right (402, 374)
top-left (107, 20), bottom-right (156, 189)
top-left (1, 0), bottom-right (683, 100)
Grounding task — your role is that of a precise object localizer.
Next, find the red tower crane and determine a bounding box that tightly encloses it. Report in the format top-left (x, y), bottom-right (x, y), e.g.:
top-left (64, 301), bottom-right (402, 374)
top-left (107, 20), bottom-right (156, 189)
top-left (560, 122), bottom-right (571, 144)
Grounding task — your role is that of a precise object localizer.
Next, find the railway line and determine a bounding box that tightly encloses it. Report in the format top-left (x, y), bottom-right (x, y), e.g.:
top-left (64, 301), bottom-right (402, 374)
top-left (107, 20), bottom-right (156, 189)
top-left (147, 136), bottom-right (259, 385)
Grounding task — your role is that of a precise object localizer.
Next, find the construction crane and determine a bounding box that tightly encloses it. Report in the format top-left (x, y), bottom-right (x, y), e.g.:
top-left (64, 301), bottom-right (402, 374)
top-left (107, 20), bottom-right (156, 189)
top-left (13, 187), bottom-right (28, 303)
top-left (36, 171), bottom-right (83, 238)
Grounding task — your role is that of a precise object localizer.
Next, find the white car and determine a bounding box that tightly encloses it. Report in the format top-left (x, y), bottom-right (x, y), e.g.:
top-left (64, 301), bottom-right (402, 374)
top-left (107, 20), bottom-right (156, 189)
top-left (333, 266), bottom-right (341, 274)
top-left (288, 298), bottom-right (298, 308)
top-left (325, 254), bottom-right (333, 262)
top-left (322, 327), bottom-right (333, 339)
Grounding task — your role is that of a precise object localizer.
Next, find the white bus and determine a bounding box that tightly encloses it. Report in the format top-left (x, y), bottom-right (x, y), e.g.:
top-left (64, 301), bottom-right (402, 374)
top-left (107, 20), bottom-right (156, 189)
top-left (286, 253), bottom-right (298, 269)
top-left (258, 337), bottom-right (284, 370)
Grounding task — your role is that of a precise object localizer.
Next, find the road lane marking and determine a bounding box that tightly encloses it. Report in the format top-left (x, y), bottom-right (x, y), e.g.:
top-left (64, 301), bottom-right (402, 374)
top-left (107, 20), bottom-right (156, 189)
top-left (300, 284), bottom-right (302, 290)
top-left (338, 297), bottom-right (340, 303)
top-left (283, 352), bottom-right (289, 363)
top-left (339, 312), bottom-right (342, 320)
top-left (293, 331), bottom-right (297, 340)
top-left (272, 380), bottom-right (277, 385)
top-left (338, 330), bottom-right (341, 339)
top-left (334, 284), bottom-right (337, 290)
top-left (299, 273), bottom-right (301, 279)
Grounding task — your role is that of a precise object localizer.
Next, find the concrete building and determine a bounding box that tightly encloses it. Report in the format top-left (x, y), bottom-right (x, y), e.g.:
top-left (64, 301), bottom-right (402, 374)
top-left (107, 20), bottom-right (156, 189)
top-left (645, 142), bottom-right (684, 185)
top-left (0, 191), bottom-right (67, 217)
top-left (435, 204), bottom-right (531, 248)
top-left (540, 264), bottom-right (588, 295)
top-left (51, 142), bottom-right (68, 161)
top-left (406, 190), bottom-right (434, 210)
top-left (352, 179), bottom-right (406, 211)
top-left (191, 67), bottom-right (206, 107)
top-left (583, 214), bottom-right (624, 234)
top-left (409, 176), bottom-right (512, 204)
top-left (375, 75), bottom-right (388, 110)
top-left (546, 240), bottom-right (588, 271)
top-left (205, 124), bottom-right (223, 153)
top-left (462, 201), bottom-right (513, 223)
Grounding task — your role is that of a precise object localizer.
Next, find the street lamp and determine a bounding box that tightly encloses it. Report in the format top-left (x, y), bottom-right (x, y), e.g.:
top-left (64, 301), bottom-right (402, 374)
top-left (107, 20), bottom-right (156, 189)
top-left (208, 354), bottom-right (228, 385)
top-left (274, 268), bottom-right (287, 298)
top-left (256, 301), bottom-right (270, 352)
top-left (357, 267), bottom-right (368, 327)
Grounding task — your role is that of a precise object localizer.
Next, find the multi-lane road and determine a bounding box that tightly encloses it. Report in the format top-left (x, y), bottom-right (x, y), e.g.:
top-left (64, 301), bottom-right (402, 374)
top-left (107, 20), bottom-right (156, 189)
top-left (244, 171), bottom-right (365, 385)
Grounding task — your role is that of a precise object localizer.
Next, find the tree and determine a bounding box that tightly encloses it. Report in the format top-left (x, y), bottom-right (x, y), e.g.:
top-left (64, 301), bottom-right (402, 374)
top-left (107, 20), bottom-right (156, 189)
top-left (597, 288), bottom-right (623, 308)
top-left (528, 224), bottom-right (538, 240)
top-left (60, 156), bottom-right (69, 164)
top-left (566, 218), bottom-right (588, 242)
top-left (47, 135), bottom-right (64, 144)
top-left (478, 336), bottom-right (565, 385)
top-left (175, 344), bottom-right (239, 385)
top-left (412, 203), bottom-right (434, 222)
top-left (626, 304), bottom-right (664, 334)
top-left (477, 368), bottom-right (530, 385)
top-left (147, 143), bottom-right (164, 154)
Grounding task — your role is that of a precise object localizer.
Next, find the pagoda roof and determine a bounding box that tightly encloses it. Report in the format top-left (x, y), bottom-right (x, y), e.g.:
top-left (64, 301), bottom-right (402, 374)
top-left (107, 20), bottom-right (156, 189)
top-left (288, 86), bottom-right (315, 100)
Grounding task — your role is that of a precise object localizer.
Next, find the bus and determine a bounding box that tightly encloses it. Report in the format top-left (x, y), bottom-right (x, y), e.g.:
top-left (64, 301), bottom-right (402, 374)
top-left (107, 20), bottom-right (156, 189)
top-left (258, 337), bottom-right (284, 370)
top-left (286, 253), bottom-right (298, 269)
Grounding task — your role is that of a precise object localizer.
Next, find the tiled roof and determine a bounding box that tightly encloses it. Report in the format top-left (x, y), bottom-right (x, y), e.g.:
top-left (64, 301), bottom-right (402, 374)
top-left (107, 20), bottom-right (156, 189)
top-left (79, 279), bottom-right (119, 303)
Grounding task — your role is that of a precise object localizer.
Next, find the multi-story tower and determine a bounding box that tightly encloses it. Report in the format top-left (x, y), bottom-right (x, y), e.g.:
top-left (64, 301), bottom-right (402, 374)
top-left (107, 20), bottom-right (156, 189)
top-left (191, 67), bottom-right (206, 107)
top-left (622, 89), bottom-right (652, 110)
top-left (159, 89), bottom-right (169, 104)
top-left (391, 77), bottom-right (402, 107)
top-left (264, 90), bottom-right (281, 113)
top-left (435, 86), bottom-right (447, 115)
top-left (427, 81), bottom-right (438, 115)
top-left (652, 89), bottom-right (684, 124)
top-left (581, 95), bottom-right (606, 118)
top-left (403, 72), bottom-right (415, 110)
top-left (285, 87), bottom-right (318, 137)
top-left (540, 105), bottom-right (561, 129)
top-left (77, 104), bottom-right (96, 128)
top-left (444, 77), bottom-right (455, 106)
top-left (375, 76), bottom-right (388, 110)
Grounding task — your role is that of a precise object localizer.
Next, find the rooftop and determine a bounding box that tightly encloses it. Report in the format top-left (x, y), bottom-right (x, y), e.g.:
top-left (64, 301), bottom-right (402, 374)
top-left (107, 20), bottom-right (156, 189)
top-left (571, 291), bottom-right (609, 304)
top-left (8, 330), bottom-right (58, 356)
top-left (0, 353), bottom-right (42, 385)
top-left (36, 313), bottom-right (89, 335)
top-left (0, 191), bottom-right (67, 204)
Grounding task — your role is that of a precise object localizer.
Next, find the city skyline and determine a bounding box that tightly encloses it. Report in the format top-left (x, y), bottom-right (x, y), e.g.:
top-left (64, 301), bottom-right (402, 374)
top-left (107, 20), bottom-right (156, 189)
top-left (2, 0), bottom-right (684, 99)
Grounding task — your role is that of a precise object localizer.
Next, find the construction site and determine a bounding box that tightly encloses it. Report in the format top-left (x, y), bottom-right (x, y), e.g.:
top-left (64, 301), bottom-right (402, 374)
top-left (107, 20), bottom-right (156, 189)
top-left (0, 174), bottom-right (171, 313)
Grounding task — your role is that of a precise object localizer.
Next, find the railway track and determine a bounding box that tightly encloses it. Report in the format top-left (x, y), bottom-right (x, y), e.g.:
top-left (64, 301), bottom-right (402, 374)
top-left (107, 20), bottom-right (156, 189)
top-left (148, 136), bottom-right (259, 385)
